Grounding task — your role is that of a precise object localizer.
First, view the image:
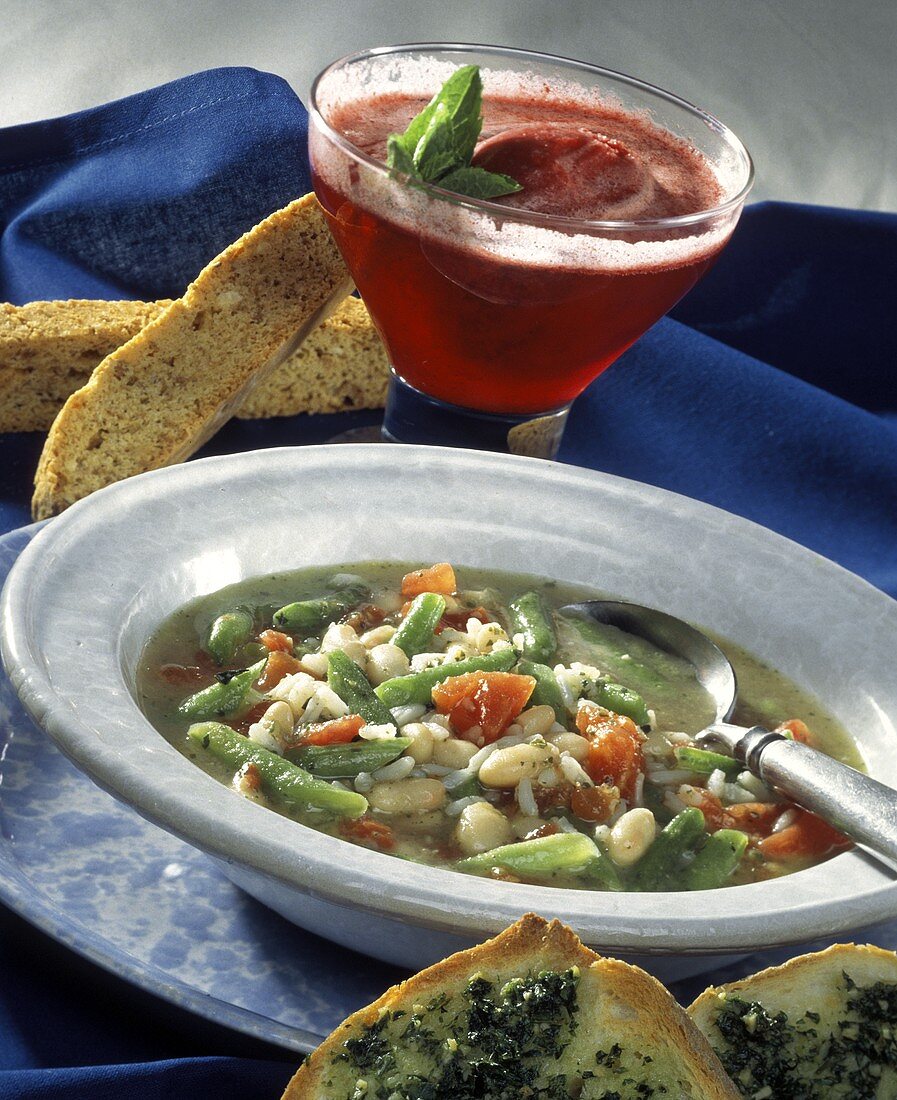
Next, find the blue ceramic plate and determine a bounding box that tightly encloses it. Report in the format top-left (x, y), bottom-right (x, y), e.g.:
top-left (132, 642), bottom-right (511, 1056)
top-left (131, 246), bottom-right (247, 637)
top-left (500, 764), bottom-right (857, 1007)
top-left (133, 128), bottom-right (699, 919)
top-left (2, 521), bottom-right (896, 1053)
top-left (0, 523), bottom-right (405, 1054)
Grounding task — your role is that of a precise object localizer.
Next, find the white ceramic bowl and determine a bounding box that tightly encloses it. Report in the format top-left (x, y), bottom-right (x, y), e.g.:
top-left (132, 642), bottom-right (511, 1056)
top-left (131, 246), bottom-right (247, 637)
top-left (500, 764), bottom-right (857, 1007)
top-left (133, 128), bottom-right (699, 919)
top-left (3, 445), bottom-right (897, 982)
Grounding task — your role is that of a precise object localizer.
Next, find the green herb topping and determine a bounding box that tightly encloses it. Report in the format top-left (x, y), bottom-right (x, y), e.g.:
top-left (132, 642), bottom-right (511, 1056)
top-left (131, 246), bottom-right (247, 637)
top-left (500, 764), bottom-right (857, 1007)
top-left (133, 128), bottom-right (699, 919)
top-left (334, 969), bottom-right (580, 1099)
top-left (386, 65), bottom-right (522, 200)
top-left (712, 975), bottom-right (897, 1098)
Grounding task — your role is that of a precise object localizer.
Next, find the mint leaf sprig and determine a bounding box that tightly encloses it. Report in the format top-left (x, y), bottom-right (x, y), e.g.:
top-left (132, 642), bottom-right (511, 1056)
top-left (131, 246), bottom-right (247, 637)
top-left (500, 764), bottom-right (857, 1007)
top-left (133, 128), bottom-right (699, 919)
top-left (386, 65), bottom-right (522, 201)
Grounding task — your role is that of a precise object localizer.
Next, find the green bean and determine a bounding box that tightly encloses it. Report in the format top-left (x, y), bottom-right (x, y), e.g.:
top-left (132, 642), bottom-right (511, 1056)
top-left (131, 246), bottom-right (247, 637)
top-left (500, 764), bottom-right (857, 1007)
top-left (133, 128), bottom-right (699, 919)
top-left (560, 615), bottom-right (657, 688)
top-left (187, 722), bottom-right (367, 817)
top-left (630, 807), bottom-right (706, 891)
top-left (272, 582), bottom-right (370, 635)
top-left (288, 737), bottom-right (411, 777)
top-left (457, 831), bottom-right (598, 878)
top-left (689, 831), bottom-right (749, 889)
top-left (327, 650), bottom-right (395, 726)
top-left (583, 679), bottom-right (650, 728)
top-left (178, 659), bottom-right (266, 720)
top-left (374, 649), bottom-right (517, 708)
top-left (508, 591), bottom-right (557, 664)
top-left (515, 659), bottom-right (566, 721)
top-left (235, 641), bottom-right (268, 666)
top-left (683, 829), bottom-right (749, 891)
top-left (205, 610), bottom-right (254, 666)
top-left (580, 847), bottom-right (625, 891)
top-left (392, 593), bottom-right (446, 657)
top-left (445, 773), bottom-right (482, 800)
top-left (273, 596), bottom-right (351, 634)
top-left (675, 745), bottom-right (740, 777)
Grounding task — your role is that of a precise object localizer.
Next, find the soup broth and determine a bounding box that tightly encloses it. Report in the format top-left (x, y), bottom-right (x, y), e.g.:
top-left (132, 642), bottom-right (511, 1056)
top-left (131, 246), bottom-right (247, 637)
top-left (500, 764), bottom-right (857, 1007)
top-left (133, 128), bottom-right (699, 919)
top-left (138, 562), bottom-right (858, 892)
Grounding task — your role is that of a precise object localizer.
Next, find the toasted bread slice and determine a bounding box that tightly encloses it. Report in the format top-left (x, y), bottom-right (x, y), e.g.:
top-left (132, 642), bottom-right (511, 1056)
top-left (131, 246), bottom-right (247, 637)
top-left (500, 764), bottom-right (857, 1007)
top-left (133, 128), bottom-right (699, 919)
top-left (283, 914), bottom-right (738, 1100)
top-left (236, 295), bottom-right (388, 418)
top-left (32, 194), bottom-right (353, 519)
top-left (0, 299), bottom-right (169, 432)
top-left (1, 295), bottom-right (387, 433)
top-left (688, 942), bottom-right (897, 1098)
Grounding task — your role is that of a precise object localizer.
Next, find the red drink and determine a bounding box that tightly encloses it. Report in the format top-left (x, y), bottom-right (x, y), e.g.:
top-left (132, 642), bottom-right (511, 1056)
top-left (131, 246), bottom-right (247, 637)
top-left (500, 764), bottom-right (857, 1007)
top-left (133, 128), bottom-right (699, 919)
top-left (310, 47), bottom-right (751, 442)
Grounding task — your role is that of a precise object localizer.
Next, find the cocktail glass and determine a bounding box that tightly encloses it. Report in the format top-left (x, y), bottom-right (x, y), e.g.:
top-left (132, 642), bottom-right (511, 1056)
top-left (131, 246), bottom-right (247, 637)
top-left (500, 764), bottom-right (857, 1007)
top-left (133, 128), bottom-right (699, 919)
top-left (309, 44), bottom-right (753, 458)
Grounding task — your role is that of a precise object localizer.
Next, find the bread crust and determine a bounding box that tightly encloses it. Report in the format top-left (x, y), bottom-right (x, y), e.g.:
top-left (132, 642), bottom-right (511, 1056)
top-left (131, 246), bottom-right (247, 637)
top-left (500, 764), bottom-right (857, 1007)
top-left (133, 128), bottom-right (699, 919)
top-left (31, 194), bottom-right (353, 519)
top-left (283, 914), bottom-right (739, 1099)
top-left (688, 941), bottom-right (897, 1024)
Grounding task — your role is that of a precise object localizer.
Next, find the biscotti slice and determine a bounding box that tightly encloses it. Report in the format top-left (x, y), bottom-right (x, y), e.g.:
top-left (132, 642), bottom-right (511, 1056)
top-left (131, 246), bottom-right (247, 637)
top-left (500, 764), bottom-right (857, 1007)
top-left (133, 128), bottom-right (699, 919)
top-left (32, 194), bottom-right (353, 519)
top-left (236, 295), bottom-right (388, 418)
top-left (284, 914), bottom-right (739, 1100)
top-left (2, 295), bottom-right (386, 432)
top-left (688, 942), bottom-right (897, 1098)
top-left (0, 299), bottom-right (169, 432)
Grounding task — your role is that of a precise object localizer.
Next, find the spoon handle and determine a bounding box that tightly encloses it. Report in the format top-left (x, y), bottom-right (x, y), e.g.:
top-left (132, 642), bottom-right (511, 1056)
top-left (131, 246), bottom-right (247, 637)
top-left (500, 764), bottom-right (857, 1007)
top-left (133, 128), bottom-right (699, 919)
top-left (702, 723), bottom-right (897, 873)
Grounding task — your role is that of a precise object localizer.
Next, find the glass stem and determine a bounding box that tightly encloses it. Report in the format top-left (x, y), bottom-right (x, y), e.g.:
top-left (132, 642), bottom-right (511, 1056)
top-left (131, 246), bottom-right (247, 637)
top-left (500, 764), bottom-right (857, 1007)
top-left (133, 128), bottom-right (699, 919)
top-left (382, 373), bottom-right (570, 459)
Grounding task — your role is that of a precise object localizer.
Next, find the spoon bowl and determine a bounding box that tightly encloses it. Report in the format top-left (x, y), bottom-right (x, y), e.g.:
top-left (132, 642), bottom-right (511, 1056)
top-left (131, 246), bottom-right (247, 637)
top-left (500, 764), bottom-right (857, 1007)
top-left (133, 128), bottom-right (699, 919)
top-left (561, 598), bottom-right (897, 875)
top-left (559, 599), bottom-right (737, 722)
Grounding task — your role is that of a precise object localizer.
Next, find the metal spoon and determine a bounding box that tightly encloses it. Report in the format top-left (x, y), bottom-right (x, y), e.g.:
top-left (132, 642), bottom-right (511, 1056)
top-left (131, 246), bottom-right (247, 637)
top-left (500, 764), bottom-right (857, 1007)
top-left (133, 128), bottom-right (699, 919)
top-left (560, 599), bottom-right (897, 874)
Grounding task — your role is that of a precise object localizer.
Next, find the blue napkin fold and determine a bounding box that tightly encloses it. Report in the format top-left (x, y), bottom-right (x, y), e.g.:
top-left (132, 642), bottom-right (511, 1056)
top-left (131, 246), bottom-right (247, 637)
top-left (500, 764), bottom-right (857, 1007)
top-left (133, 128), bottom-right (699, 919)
top-left (1, 64), bottom-right (896, 1097)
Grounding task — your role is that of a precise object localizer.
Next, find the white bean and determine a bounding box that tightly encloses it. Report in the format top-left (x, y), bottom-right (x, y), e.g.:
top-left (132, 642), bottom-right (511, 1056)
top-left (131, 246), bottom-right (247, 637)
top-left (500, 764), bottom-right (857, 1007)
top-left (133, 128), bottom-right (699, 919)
top-left (320, 623), bottom-right (366, 665)
top-left (368, 778), bottom-right (446, 815)
top-left (366, 643), bottom-right (411, 686)
top-left (607, 808), bottom-right (657, 867)
top-left (510, 813), bottom-right (548, 840)
top-left (359, 624), bottom-right (397, 648)
top-left (454, 802), bottom-right (514, 855)
top-left (432, 737), bottom-right (478, 770)
top-left (517, 705), bottom-right (556, 737)
top-left (547, 731), bottom-right (590, 762)
top-left (402, 722), bottom-right (434, 764)
top-left (478, 742), bottom-right (557, 789)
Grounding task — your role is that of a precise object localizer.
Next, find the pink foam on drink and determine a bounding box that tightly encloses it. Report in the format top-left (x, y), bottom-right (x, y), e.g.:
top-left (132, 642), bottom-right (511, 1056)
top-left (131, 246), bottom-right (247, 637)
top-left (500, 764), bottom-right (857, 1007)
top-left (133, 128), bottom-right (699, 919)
top-left (313, 58), bottom-right (739, 275)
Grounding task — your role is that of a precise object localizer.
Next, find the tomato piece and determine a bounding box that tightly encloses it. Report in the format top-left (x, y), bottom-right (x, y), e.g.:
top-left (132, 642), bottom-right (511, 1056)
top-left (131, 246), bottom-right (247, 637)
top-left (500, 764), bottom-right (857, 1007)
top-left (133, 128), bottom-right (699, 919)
top-left (297, 715), bottom-right (365, 746)
top-left (570, 783), bottom-right (620, 823)
top-left (256, 650), bottom-right (305, 692)
top-left (722, 801), bottom-right (782, 837)
top-left (758, 808), bottom-right (851, 860)
top-left (339, 817), bottom-right (396, 851)
top-left (436, 606), bottom-right (492, 634)
top-left (576, 704), bottom-right (644, 802)
top-left (258, 629), bottom-right (294, 653)
top-left (401, 563), bottom-right (457, 597)
top-left (533, 784), bottom-right (571, 815)
top-left (776, 718), bottom-right (813, 745)
top-left (683, 788), bottom-right (727, 832)
top-left (432, 671), bottom-right (535, 743)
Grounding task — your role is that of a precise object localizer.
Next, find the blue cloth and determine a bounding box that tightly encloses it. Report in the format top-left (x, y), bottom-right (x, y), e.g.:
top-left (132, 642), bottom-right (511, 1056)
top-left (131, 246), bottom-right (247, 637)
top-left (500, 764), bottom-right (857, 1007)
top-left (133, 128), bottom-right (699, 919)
top-left (1, 65), bottom-right (896, 1097)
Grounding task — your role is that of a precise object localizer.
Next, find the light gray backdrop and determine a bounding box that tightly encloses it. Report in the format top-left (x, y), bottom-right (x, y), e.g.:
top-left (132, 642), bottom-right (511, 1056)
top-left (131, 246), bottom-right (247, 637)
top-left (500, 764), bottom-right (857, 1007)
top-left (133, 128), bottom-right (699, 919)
top-left (1, 0), bottom-right (894, 211)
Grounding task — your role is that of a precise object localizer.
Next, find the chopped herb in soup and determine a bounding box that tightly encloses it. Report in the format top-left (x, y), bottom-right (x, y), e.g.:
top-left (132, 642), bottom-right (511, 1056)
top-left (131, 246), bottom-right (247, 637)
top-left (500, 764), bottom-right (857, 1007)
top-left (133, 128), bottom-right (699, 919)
top-left (138, 562), bottom-right (858, 891)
